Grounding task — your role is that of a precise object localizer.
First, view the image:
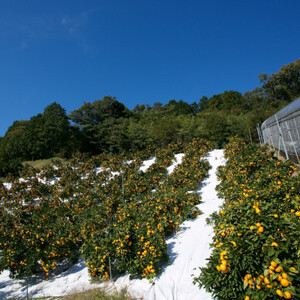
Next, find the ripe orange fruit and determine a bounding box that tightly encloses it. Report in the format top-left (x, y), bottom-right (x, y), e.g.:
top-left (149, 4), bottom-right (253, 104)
top-left (276, 289), bottom-right (284, 297)
top-left (280, 278), bottom-right (289, 287)
top-left (244, 274), bottom-right (251, 281)
top-left (219, 264), bottom-right (227, 272)
top-left (264, 277), bottom-right (270, 285)
top-left (282, 273), bottom-right (288, 279)
top-left (275, 266), bottom-right (283, 272)
top-left (257, 226), bottom-right (264, 233)
top-left (284, 291), bottom-right (292, 299)
top-left (270, 261), bottom-right (277, 268)
top-left (231, 241), bottom-right (237, 247)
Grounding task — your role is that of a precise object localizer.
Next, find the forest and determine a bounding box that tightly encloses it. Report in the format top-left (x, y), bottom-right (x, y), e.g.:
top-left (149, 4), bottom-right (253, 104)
top-left (0, 58), bottom-right (299, 177)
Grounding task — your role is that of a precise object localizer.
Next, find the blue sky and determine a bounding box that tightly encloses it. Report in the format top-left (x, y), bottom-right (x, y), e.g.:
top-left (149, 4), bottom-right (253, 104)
top-left (0, 0), bottom-right (299, 136)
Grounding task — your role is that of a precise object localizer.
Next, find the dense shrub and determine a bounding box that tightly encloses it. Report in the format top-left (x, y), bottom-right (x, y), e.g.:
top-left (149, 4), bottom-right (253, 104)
top-left (194, 137), bottom-right (300, 299)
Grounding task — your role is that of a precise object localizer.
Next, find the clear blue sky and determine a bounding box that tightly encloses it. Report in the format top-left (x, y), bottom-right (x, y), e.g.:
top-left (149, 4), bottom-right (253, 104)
top-left (0, 0), bottom-right (299, 136)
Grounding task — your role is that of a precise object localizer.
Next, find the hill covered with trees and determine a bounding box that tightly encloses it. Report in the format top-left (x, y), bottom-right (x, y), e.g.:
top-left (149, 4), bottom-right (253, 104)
top-left (0, 58), bottom-right (299, 177)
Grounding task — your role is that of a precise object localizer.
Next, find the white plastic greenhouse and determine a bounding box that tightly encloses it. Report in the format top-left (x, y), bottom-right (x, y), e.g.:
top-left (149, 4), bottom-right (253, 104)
top-left (259, 96), bottom-right (300, 164)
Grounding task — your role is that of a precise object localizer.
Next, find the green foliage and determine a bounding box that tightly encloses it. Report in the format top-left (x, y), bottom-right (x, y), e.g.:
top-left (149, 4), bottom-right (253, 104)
top-left (207, 91), bottom-right (246, 112)
top-left (0, 102), bottom-right (73, 165)
top-left (165, 99), bottom-right (194, 115)
top-left (244, 59), bottom-right (300, 112)
top-left (69, 96), bottom-right (132, 154)
top-left (23, 102), bottom-right (73, 159)
top-left (41, 102), bottom-right (71, 156)
top-left (0, 156), bottom-right (23, 177)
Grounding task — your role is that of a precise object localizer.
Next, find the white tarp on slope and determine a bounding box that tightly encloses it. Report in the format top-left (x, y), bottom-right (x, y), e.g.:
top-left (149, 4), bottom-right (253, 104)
top-left (0, 149), bottom-right (225, 299)
top-left (143, 149), bottom-right (225, 300)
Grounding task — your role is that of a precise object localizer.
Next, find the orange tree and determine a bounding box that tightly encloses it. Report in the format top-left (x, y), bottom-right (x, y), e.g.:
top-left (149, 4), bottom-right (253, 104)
top-left (194, 137), bottom-right (300, 299)
top-left (0, 155), bottom-right (109, 279)
top-left (0, 177), bottom-right (81, 279)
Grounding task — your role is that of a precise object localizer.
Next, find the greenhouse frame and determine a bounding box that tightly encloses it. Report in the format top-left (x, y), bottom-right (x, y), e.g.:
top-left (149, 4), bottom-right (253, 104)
top-left (259, 96), bottom-right (300, 164)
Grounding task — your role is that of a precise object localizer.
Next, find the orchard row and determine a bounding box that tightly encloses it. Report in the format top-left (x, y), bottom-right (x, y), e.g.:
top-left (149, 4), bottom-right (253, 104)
top-left (194, 137), bottom-right (300, 299)
top-left (0, 139), bottom-right (212, 280)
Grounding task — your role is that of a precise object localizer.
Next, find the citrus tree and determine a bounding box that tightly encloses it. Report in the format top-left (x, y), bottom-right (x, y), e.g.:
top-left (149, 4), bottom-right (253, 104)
top-left (194, 137), bottom-right (300, 299)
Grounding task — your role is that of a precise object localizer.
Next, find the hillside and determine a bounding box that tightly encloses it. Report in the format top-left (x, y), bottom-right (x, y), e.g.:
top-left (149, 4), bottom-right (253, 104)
top-left (1, 138), bottom-right (300, 299)
top-left (0, 148), bottom-right (226, 299)
top-left (1, 58), bottom-right (299, 178)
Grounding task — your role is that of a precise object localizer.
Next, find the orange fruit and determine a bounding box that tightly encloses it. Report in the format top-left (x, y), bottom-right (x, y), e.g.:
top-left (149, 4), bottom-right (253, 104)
top-left (264, 277), bottom-right (270, 285)
top-left (276, 289), bottom-right (284, 297)
top-left (244, 274), bottom-right (251, 281)
top-left (280, 278), bottom-right (289, 287)
top-left (282, 273), bottom-right (288, 279)
top-left (257, 226), bottom-right (264, 233)
top-left (219, 264), bottom-right (227, 272)
top-left (284, 291), bottom-right (292, 299)
top-left (270, 261), bottom-right (277, 268)
top-left (275, 266), bottom-right (283, 272)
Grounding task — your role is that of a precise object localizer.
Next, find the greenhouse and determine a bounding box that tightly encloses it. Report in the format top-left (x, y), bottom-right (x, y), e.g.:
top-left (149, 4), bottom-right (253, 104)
top-left (259, 96), bottom-right (300, 163)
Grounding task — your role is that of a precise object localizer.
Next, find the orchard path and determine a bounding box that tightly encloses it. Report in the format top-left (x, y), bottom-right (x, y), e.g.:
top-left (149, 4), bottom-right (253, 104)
top-left (142, 149), bottom-right (226, 300)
